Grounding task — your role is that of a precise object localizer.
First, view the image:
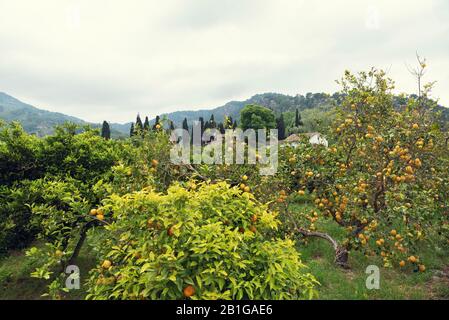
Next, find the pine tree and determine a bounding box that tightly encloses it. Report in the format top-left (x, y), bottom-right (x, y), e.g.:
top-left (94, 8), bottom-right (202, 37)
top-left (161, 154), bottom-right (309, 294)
top-left (101, 121), bottom-right (111, 140)
top-left (129, 123), bottom-right (135, 137)
top-left (276, 113), bottom-right (286, 140)
top-left (143, 116), bottom-right (150, 132)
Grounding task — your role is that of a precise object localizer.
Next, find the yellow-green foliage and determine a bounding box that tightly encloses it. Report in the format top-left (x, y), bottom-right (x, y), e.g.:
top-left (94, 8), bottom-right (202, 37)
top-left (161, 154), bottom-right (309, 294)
top-left (86, 182), bottom-right (318, 300)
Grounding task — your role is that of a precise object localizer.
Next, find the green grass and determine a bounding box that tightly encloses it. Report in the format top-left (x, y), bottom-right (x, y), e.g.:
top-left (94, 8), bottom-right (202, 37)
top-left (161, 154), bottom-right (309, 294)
top-left (0, 244), bottom-right (48, 300)
top-left (289, 202), bottom-right (449, 300)
top-left (0, 242), bottom-right (95, 300)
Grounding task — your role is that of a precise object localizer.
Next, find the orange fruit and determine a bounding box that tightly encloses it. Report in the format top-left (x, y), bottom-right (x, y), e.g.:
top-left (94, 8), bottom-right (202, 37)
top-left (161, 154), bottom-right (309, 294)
top-left (89, 209), bottom-right (97, 216)
top-left (101, 260), bottom-right (112, 269)
top-left (96, 214), bottom-right (105, 221)
top-left (399, 260), bottom-right (406, 267)
top-left (151, 159), bottom-right (159, 168)
top-left (418, 264), bottom-right (426, 272)
top-left (183, 285), bottom-right (195, 298)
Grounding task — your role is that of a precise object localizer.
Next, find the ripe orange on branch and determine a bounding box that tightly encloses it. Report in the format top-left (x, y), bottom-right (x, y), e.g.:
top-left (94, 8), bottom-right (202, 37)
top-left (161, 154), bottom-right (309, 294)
top-left (183, 285), bottom-right (196, 298)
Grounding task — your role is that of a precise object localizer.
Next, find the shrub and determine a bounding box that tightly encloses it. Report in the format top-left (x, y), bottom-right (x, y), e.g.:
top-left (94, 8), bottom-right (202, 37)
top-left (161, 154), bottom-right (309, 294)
top-left (85, 182), bottom-right (318, 300)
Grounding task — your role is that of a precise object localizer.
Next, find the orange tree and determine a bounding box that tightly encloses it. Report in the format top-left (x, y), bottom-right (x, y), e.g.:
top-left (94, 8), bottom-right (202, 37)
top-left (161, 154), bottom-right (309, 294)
top-left (28, 182), bottom-right (318, 299)
top-left (281, 68), bottom-right (448, 268)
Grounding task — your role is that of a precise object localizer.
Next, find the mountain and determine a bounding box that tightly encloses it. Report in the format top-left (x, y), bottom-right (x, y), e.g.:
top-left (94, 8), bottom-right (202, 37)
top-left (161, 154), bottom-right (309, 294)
top-left (1, 91), bottom-right (447, 138)
top-left (157, 92), bottom-right (449, 130)
top-left (157, 92), bottom-right (339, 126)
top-left (0, 92), bottom-right (130, 137)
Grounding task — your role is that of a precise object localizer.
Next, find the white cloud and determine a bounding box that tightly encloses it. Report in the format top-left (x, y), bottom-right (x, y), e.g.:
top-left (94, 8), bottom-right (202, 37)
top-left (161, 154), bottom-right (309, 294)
top-left (0, 0), bottom-right (448, 123)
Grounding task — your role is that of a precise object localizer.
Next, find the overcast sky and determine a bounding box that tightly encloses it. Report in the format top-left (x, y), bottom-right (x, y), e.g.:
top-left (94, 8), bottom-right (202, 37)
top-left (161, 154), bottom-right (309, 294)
top-left (0, 0), bottom-right (448, 123)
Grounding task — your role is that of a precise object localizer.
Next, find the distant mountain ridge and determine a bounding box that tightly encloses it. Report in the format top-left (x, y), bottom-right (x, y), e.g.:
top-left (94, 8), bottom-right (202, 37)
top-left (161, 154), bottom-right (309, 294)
top-left (1, 91), bottom-right (447, 137)
top-left (156, 92), bottom-right (339, 126)
top-left (0, 92), bottom-right (130, 137)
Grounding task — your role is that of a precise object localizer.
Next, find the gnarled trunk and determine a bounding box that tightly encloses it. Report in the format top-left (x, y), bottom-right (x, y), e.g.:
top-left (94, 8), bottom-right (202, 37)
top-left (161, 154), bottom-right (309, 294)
top-left (296, 227), bottom-right (349, 268)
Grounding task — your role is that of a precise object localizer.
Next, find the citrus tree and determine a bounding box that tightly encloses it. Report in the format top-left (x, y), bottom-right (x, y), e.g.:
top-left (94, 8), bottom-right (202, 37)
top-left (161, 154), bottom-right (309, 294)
top-left (28, 182), bottom-right (318, 299)
top-left (282, 68), bottom-right (448, 269)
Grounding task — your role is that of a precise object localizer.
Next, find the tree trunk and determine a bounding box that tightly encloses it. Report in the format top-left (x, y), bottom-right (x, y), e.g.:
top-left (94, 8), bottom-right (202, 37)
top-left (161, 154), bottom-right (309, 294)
top-left (296, 227), bottom-right (349, 268)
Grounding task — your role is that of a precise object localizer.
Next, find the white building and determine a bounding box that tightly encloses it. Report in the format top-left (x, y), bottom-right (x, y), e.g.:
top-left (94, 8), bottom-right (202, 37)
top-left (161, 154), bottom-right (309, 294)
top-left (282, 132), bottom-right (328, 148)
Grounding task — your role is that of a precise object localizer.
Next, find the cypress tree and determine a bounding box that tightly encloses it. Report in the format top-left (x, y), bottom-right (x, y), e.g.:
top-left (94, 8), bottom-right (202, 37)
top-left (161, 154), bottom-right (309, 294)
top-left (218, 122), bottom-right (225, 134)
top-left (129, 123), bottom-right (135, 137)
top-left (295, 109), bottom-right (303, 127)
top-left (143, 116), bottom-right (150, 132)
top-left (135, 114), bottom-right (143, 134)
top-left (182, 118), bottom-right (189, 132)
top-left (209, 114), bottom-right (216, 129)
top-left (169, 120), bottom-right (175, 131)
top-left (199, 117), bottom-right (204, 136)
top-left (152, 115), bottom-right (161, 130)
top-left (276, 113), bottom-right (286, 140)
top-left (101, 121), bottom-right (111, 140)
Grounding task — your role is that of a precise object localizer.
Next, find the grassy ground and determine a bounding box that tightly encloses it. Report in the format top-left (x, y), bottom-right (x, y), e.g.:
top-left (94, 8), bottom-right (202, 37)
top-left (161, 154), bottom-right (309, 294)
top-left (298, 222), bottom-right (449, 299)
top-left (290, 202), bottom-right (449, 300)
top-left (0, 217), bottom-right (448, 300)
top-left (0, 242), bottom-right (94, 300)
